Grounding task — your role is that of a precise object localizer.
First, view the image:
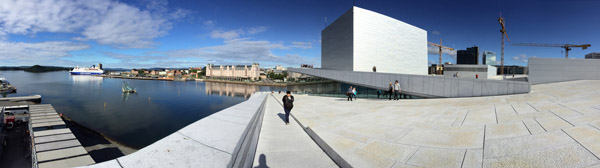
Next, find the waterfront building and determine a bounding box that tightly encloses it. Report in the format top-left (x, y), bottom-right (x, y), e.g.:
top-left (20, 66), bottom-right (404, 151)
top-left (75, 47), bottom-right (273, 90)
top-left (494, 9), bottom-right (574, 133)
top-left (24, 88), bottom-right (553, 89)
top-left (321, 6), bottom-right (427, 75)
top-left (586, 52), bottom-right (600, 59)
top-left (457, 46), bottom-right (479, 65)
top-left (482, 51), bottom-right (497, 65)
top-left (205, 63), bottom-right (260, 81)
top-left (275, 65), bottom-right (287, 71)
top-left (167, 70), bottom-right (174, 78)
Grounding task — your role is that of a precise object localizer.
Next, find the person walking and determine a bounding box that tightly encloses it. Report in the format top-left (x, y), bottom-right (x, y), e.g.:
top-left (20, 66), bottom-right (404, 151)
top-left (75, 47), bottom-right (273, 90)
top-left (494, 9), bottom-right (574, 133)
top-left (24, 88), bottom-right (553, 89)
top-left (282, 91), bottom-right (294, 125)
top-left (388, 82), bottom-right (393, 100)
top-left (346, 86), bottom-right (353, 101)
top-left (352, 87), bottom-right (357, 100)
top-left (393, 80), bottom-right (401, 100)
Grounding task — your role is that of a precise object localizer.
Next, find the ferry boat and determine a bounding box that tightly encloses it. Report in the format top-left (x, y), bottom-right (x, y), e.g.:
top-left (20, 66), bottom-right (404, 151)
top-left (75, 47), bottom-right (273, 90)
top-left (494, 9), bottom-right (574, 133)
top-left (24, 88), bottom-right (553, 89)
top-left (70, 63), bottom-right (104, 75)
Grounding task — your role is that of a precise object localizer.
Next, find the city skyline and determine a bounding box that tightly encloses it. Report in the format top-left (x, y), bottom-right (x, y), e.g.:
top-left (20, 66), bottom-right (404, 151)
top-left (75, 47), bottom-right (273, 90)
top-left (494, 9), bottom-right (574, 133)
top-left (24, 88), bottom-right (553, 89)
top-left (0, 0), bottom-right (598, 68)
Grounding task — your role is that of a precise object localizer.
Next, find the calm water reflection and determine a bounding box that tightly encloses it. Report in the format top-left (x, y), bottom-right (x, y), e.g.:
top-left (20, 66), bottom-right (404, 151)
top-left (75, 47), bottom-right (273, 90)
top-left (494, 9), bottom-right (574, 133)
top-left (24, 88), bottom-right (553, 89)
top-left (1, 71), bottom-right (284, 149)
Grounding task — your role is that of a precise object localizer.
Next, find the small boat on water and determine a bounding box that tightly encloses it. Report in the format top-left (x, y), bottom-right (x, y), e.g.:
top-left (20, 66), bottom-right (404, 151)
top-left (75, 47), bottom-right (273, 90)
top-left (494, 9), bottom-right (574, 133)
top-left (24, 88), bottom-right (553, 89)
top-left (0, 76), bottom-right (17, 94)
top-left (122, 81), bottom-right (136, 93)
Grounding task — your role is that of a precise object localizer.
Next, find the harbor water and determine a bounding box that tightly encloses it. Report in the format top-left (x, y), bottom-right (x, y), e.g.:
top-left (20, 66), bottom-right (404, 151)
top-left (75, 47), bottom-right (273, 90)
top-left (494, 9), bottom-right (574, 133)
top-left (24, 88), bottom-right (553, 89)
top-left (0, 71), bottom-right (285, 149)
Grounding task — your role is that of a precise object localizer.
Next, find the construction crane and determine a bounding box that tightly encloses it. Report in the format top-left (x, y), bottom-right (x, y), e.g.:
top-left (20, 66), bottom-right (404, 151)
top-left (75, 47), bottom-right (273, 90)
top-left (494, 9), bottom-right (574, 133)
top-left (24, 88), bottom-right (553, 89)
top-left (498, 16), bottom-right (509, 77)
top-left (511, 43), bottom-right (591, 58)
top-left (428, 39), bottom-right (455, 74)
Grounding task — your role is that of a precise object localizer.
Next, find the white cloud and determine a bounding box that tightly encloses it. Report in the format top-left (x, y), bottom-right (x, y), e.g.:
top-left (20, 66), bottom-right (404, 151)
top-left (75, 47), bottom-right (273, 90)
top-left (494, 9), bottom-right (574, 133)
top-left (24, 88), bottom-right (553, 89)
top-left (512, 54), bottom-right (536, 63)
top-left (0, 41), bottom-right (90, 65)
top-left (432, 31), bottom-right (440, 35)
top-left (101, 37), bottom-right (318, 68)
top-left (203, 20), bottom-right (216, 26)
top-left (0, 0), bottom-right (189, 48)
top-left (210, 29), bottom-right (242, 40)
top-left (247, 26), bottom-right (267, 34)
top-left (153, 38), bottom-right (317, 66)
top-left (290, 42), bottom-right (313, 49)
top-left (428, 45), bottom-right (457, 58)
top-left (209, 26), bottom-right (269, 40)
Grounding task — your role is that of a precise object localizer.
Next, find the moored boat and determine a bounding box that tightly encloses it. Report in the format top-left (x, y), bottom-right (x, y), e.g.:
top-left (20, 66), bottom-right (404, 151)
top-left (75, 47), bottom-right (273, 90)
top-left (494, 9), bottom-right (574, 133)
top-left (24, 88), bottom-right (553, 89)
top-left (0, 76), bottom-right (17, 93)
top-left (122, 81), bottom-right (136, 93)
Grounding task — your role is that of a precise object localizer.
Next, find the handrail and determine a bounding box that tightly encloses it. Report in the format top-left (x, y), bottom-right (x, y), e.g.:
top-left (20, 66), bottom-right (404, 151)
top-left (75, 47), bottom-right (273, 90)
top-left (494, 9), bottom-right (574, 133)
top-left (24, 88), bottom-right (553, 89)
top-left (229, 93), bottom-right (268, 168)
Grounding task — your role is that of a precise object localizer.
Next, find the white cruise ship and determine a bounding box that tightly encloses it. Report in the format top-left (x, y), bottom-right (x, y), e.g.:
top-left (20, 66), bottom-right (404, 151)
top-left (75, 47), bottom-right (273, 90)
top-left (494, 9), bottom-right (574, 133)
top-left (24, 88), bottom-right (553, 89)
top-left (70, 63), bottom-right (104, 75)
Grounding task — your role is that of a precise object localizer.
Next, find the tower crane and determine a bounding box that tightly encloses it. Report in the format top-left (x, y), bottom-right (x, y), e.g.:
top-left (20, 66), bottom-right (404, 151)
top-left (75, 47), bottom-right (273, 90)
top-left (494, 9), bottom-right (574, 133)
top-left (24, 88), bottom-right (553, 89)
top-left (498, 16), bottom-right (509, 77)
top-left (428, 39), bottom-right (455, 74)
top-left (511, 43), bottom-right (591, 58)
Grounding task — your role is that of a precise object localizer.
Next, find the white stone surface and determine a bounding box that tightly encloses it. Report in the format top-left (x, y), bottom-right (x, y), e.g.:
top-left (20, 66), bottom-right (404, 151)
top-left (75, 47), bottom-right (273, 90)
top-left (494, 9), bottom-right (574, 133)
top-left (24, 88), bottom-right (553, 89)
top-left (252, 94), bottom-right (336, 168)
top-left (288, 80), bottom-right (600, 167)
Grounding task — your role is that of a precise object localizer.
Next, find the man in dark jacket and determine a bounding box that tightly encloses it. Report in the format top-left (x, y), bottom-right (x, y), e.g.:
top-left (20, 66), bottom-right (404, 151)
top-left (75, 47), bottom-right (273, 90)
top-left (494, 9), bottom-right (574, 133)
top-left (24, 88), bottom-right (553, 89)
top-left (282, 91), bottom-right (294, 125)
top-left (347, 86), bottom-right (353, 101)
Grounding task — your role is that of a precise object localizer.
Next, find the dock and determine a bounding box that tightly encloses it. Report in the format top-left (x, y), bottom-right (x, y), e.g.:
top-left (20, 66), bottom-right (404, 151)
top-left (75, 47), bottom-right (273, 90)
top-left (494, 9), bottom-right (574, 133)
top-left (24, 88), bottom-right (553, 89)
top-left (0, 95), bottom-right (41, 102)
top-left (29, 104), bottom-right (95, 168)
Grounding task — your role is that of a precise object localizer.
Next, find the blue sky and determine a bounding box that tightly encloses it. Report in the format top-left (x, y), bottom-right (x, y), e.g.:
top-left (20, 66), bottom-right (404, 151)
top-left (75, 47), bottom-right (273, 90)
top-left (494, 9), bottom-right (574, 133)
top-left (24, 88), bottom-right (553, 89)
top-left (0, 0), bottom-right (598, 68)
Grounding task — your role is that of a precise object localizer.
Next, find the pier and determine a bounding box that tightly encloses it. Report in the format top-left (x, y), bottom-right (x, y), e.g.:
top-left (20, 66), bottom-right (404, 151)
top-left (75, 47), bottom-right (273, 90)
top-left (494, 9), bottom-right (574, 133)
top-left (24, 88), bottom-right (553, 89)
top-left (29, 104), bottom-right (95, 168)
top-left (0, 95), bottom-right (41, 102)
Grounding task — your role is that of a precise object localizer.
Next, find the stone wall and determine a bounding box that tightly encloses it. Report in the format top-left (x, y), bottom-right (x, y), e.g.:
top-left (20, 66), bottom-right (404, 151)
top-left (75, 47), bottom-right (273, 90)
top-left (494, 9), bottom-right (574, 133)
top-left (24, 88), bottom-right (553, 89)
top-left (289, 68), bottom-right (530, 98)
top-left (528, 58), bottom-right (600, 85)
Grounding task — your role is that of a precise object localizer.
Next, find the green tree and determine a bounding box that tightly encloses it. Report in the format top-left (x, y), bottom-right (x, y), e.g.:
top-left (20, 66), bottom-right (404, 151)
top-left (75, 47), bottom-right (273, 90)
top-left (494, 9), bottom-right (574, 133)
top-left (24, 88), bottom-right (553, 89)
top-left (200, 67), bottom-right (206, 76)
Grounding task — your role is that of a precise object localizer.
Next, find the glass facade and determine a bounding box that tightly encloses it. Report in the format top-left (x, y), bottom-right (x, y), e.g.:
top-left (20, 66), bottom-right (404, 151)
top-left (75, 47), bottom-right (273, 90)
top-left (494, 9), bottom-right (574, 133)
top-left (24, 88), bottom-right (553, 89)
top-left (269, 80), bottom-right (420, 99)
top-left (483, 51), bottom-right (497, 65)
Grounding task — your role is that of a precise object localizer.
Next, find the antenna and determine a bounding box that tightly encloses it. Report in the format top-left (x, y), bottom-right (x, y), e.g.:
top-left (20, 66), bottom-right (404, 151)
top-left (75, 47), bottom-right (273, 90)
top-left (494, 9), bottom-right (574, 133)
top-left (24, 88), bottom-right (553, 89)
top-left (324, 17), bottom-right (327, 27)
top-left (353, 0), bottom-right (356, 6)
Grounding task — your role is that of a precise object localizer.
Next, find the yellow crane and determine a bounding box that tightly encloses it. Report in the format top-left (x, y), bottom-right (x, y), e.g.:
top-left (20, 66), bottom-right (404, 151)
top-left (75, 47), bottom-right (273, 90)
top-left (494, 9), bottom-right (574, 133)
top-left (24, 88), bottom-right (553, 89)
top-left (511, 43), bottom-right (591, 58)
top-left (498, 16), bottom-right (509, 77)
top-left (428, 39), bottom-right (455, 74)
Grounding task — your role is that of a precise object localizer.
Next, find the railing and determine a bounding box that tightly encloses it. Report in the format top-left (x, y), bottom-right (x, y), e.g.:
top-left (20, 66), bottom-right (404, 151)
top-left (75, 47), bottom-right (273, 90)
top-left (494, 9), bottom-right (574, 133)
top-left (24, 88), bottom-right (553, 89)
top-left (229, 92), bottom-right (267, 168)
top-left (28, 106), bottom-right (38, 168)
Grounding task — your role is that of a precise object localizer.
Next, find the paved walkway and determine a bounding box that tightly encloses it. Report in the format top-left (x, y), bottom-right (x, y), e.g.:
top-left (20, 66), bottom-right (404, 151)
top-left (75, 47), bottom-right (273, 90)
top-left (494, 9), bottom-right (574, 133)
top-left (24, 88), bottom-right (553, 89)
top-left (253, 94), bottom-right (337, 168)
top-left (290, 80), bottom-right (600, 168)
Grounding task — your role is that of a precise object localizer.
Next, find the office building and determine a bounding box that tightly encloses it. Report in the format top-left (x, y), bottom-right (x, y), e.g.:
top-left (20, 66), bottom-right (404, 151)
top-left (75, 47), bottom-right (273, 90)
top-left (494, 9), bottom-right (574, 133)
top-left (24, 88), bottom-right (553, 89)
top-left (321, 6), bottom-right (427, 75)
top-left (457, 46), bottom-right (479, 65)
top-left (482, 51), bottom-right (496, 65)
top-left (586, 53), bottom-right (600, 59)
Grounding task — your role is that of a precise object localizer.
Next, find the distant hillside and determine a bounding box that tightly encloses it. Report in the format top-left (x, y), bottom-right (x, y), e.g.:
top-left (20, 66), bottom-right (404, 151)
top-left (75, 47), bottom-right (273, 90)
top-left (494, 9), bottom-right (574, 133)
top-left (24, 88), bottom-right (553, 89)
top-left (25, 65), bottom-right (72, 72)
top-left (0, 65), bottom-right (72, 72)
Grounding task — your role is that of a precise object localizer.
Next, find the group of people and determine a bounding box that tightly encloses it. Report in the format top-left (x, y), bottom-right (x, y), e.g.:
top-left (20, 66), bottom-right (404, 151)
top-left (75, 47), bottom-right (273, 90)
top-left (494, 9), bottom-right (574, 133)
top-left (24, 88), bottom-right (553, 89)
top-left (346, 86), bottom-right (357, 101)
top-left (347, 80), bottom-right (403, 101)
top-left (387, 80), bottom-right (402, 100)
